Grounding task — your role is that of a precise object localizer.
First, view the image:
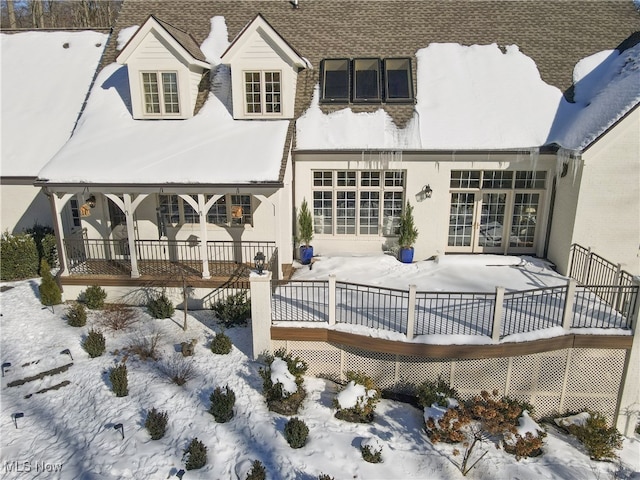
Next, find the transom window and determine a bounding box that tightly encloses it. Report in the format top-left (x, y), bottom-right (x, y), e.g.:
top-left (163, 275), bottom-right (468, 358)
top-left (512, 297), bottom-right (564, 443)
top-left (312, 170), bottom-right (405, 236)
top-left (321, 57), bottom-right (413, 104)
top-left (451, 170), bottom-right (546, 190)
top-left (159, 194), bottom-right (252, 226)
top-left (141, 72), bottom-right (180, 115)
top-left (244, 71), bottom-right (281, 115)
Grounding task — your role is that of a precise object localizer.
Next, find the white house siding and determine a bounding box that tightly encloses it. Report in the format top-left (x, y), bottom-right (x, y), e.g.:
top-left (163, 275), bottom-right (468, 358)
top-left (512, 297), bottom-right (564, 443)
top-left (573, 108), bottom-right (640, 275)
top-left (0, 183), bottom-right (52, 233)
top-left (294, 151), bottom-right (556, 261)
top-left (126, 31), bottom-right (200, 120)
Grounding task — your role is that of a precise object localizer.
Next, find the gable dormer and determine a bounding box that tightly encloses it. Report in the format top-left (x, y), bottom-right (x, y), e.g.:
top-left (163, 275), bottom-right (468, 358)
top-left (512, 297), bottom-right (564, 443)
top-left (117, 15), bottom-right (210, 120)
top-left (221, 14), bottom-right (307, 120)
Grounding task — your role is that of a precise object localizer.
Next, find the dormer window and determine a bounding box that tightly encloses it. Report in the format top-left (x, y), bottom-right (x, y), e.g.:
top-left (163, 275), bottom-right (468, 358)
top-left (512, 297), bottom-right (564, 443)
top-left (142, 72), bottom-right (180, 115)
top-left (244, 71), bottom-right (282, 115)
top-left (321, 57), bottom-right (414, 104)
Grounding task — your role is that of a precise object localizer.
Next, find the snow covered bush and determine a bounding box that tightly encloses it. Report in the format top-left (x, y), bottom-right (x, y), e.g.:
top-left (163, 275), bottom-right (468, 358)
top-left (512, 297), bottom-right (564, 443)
top-left (318, 475), bottom-right (335, 480)
top-left (503, 411), bottom-right (546, 460)
top-left (424, 403), bottom-right (470, 444)
top-left (284, 417), bottom-right (309, 449)
top-left (83, 285), bottom-right (107, 310)
top-left (245, 460), bottom-right (266, 480)
top-left (109, 363), bottom-right (128, 397)
top-left (66, 302), bottom-right (87, 327)
top-left (162, 355), bottom-right (196, 386)
top-left (183, 438), bottom-right (207, 470)
top-left (147, 292), bottom-right (174, 319)
top-left (127, 329), bottom-right (161, 361)
top-left (82, 329), bottom-right (106, 358)
top-left (333, 371), bottom-right (380, 423)
top-left (259, 349), bottom-right (307, 415)
top-left (209, 385), bottom-right (236, 423)
top-left (469, 390), bottom-right (533, 437)
top-left (417, 377), bottom-right (460, 409)
top-left (145, 408), bottom-right (168, 440)
top-left (211, 291), bottom-right (251, 327)
top-left (210, 331), bottom-right (232, 355)
top-left (360, 437), bottom-right (383, 463)
top-left (555, 411), bottom-right (622, 461)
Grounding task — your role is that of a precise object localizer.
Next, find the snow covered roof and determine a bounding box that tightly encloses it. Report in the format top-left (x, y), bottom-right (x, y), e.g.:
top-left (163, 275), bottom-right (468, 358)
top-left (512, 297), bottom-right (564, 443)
top-left (34, 1), bottom-right (640, 185)
top-left (0, 30), bottom-right (108, 177)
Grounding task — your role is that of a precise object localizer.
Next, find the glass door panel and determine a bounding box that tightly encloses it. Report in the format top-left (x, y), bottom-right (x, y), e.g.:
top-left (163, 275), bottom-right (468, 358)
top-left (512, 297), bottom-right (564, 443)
top-left (478, 193), bottom-right (507, 248)
top-left (448, 193), bottom-right (475, 248)
top-left (510, 193), bottom-right (539, 248)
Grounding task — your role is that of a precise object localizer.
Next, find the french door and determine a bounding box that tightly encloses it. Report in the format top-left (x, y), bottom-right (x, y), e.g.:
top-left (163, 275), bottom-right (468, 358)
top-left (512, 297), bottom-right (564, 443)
top-left (448, 189), bottom-right (542, 254)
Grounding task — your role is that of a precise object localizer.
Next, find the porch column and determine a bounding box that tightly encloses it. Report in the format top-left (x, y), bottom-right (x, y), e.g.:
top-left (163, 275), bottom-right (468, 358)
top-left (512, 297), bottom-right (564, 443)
top-left (50, 193), bottom-right (74, 276)
top-left (254, 194), bottom-right (283, 279)
top-left (107, 193), bottom-right (148, 279)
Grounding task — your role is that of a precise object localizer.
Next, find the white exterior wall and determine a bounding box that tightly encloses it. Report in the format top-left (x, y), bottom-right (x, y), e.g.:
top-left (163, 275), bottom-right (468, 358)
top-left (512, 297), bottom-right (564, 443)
top-left (0, 183), bottom-right (53, 233)
top-left (125, 31), bottom-right (204, 120)
top-left (294, 152), bottom-right (556, 261)
top-left (227, 34), bottom-right (298, 120)
top-left (571, 109), bottom-right (640, 275)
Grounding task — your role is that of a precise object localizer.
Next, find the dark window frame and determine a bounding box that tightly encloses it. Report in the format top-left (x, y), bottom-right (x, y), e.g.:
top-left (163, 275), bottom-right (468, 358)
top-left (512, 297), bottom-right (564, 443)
top-left (352, 58), bottom-right (382, 103)
top-left (383, 57), bottom-right (414, 103)
top-left (320, 58), bottom-right (350, 104)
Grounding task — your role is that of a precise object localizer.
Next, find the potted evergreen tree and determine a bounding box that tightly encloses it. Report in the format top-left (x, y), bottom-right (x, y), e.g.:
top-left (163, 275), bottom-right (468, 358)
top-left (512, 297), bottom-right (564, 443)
top-left (397, 201), bottom-right (418, 263)
top-left (297, 199), bottom-right (314, 265)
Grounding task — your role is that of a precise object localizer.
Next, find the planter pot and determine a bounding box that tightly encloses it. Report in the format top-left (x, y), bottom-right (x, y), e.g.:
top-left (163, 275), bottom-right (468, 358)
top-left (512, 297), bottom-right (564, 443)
top-left (399, 247), bottom-right (414, 264)
top-left (299, 245), bottom-right (314, 265)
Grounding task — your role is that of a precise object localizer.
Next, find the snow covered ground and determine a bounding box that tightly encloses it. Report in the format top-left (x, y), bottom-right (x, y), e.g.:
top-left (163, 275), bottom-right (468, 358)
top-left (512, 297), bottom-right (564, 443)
top-left (1, 268), bottom-right (639, 479)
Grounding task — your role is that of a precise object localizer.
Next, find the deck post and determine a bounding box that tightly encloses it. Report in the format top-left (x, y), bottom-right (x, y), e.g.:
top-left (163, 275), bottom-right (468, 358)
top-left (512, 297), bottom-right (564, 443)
top-left (562, 279), bottom-right (577, 331)
top-left (406, 284), bottom-right (416, 340)
top-left (123, 194), bottom-right (139, 278)
top-left (51, 193), bottom-right (72, 276)
top-left (616, 277), bottom-right (640, 437)
top-left (492, 286), bottom-right (505, 343)
top-left (328, 275), bottom-right (336, 326)
top-left (250, 270), bottom-right (273, 360)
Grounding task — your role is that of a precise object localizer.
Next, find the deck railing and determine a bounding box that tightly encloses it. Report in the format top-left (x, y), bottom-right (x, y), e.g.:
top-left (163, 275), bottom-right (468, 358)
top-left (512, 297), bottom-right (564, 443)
top-left (63, 238), bottom-right (276, 278)
top-left (270, 245), bottom-right (638, 339)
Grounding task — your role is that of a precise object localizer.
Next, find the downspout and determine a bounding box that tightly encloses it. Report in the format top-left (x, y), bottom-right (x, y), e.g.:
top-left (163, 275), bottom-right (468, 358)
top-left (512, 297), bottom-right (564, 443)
top-left (543, 176), bottom-right (556, 260)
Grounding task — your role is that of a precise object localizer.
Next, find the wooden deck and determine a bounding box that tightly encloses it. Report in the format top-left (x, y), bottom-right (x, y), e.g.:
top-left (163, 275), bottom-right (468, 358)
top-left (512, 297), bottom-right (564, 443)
top-left (271, 327), bottom-right (634, 359)
top-left (60, 261), bottom-right (294, 288)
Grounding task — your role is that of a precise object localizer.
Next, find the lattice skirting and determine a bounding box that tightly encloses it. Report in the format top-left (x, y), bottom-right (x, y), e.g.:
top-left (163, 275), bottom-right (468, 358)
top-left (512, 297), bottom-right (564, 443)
top-left (271, 340), bottom-right (627, 423)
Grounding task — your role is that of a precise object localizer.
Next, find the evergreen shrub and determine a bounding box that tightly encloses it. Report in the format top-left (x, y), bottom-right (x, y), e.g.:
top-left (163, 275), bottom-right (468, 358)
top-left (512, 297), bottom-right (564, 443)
top-left (284, 417), bottom-right (309, 449)
top-left (246, 460), bottom-right (266, 480)
top-left (84, 285), bottom-right (107, 309)
top-left (25, 224), bottom-right (56, 267)
top-left (209, 385), bottom-right (236, 423)
top-left (145, 408), bottom-right (169, 440)
top-left (211, 291), bottom-right (251, 327)
top-left (66, 302), bottom-right (87, 327)
top-left (147, 292), bottom-right (175, 318)
top-left (184, 438), bottom-right (207, 470)
top-left (82, 329), bottom-right (106, 358)
top-left (361, 444), bottom-right (383, 463)
top-left (39, 259), bottom-right (62, 306)
top-left (333, 371), bottom-right (380, 423)
top-left (417, 377), bottom-right (459, 408)
top-left (210, 332), bottom-right (232, 355)
top-left (564, 411), bottom-right (622, 461)
top-left (1, 232), bottom-right (39, 280)
top-left (259, 349), bottom-right (308, 415)
top-left (109, 363), bottom-right (128, 397)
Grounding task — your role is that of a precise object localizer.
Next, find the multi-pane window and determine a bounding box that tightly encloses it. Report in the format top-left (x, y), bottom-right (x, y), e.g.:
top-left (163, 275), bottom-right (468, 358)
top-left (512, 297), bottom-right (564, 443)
top-left (311, 170), bottom-right (404, 236)
top-left (450, 170), bottom-right (481, 189)
top-left (159, 194), bottom-right (252, 226)
top-left (511, 193), bottom-right (539, 247)
top-left (482, 171), bottom-right (513, 189)
top-left (142, 72), bottom-right (179, 115)
top-left (320, 58), bottom-right (413, 103)
top-left (69, 198), bottom-right (81, 227)
top-left (451, 170), bottom-right (546, 190)
top-left (244, 71), bottom-right (281, 115)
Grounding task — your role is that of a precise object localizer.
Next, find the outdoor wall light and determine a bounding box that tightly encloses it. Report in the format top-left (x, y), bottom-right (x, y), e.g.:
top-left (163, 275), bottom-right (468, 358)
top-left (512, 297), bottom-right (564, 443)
top-left (1, 362), bottom-right (11, 377)
top-left (254, 251), bottom-right (266, 275)
top-left (415, 184), bottom-right (433, 202)
top-left (87, 194), bottom-right (97, 209)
